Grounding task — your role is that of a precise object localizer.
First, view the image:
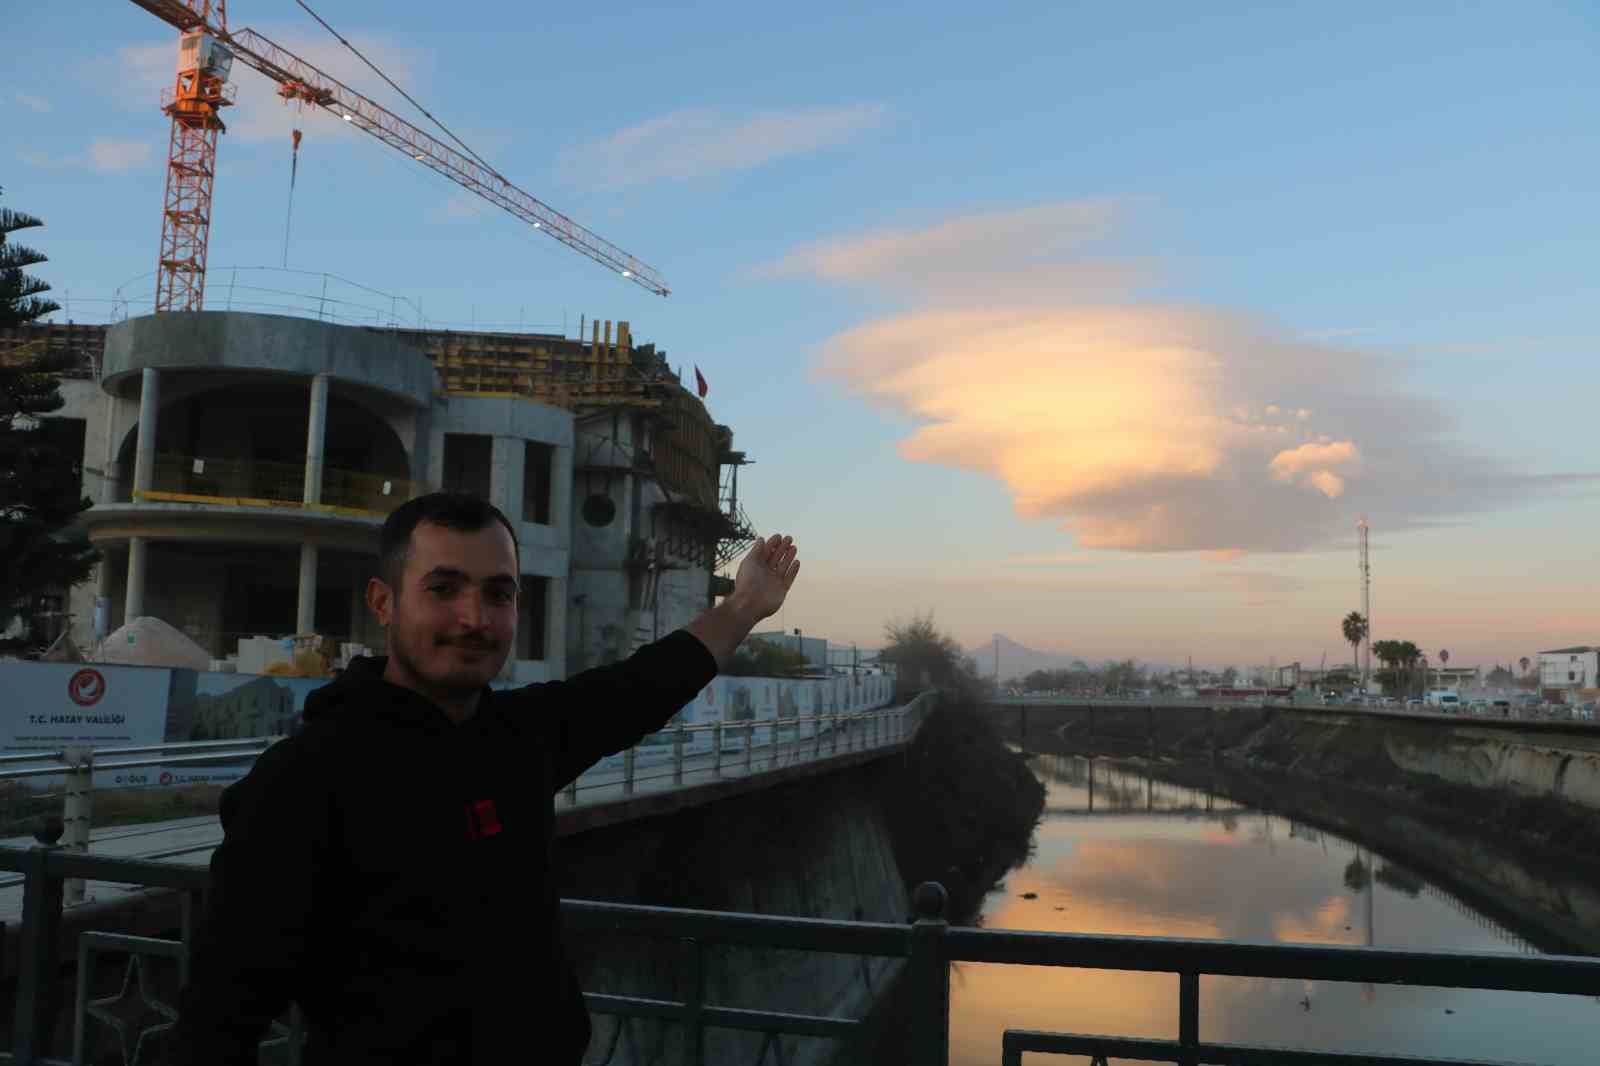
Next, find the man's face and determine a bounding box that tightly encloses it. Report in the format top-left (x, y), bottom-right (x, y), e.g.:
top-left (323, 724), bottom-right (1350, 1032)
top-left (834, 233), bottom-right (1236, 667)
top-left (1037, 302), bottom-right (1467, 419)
top-left (368, 520), bottom-right (519, 695)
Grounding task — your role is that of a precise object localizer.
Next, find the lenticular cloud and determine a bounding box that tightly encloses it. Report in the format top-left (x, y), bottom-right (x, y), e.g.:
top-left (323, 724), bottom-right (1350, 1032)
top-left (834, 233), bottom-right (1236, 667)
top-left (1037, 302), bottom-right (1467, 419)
top-left (770, 201), bottom-right (1544, 553)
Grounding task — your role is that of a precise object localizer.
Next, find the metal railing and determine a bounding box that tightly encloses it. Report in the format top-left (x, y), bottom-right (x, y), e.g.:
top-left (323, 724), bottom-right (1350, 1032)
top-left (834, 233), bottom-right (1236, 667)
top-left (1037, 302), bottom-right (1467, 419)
top-left (130, 453), bottom-right (417, 515)
top-left (556, 694), bottom-right (934, 808)
top-left (0, 851), bottom-right (1595, 1066)
top-left (987, 694), bottom-right (1600, 728)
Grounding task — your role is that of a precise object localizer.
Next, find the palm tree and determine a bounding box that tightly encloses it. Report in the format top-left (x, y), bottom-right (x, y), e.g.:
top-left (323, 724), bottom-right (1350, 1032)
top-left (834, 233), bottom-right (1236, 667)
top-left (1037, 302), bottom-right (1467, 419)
top-left (1519, 656), bottom-right (1531, 678)
top-left (1438, 649), bottom-right (1449, 688)
top-left (1341, 612), bottom-right (1368, 672)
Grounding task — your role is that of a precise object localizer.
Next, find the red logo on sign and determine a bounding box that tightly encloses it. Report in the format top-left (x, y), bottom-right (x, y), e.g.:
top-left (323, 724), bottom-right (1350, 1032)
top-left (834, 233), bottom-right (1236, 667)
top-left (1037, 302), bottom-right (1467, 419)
top-left (160, 772), bottom-right (174, 786)
top-left (68, 669), bottom-right (105, 707)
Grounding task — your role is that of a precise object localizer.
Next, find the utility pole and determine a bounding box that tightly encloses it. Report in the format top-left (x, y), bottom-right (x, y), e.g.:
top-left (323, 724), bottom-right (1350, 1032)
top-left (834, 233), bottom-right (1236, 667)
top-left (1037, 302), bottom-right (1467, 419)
top-left (1358, 516), bottom-right (1372, 691)
top-left (994, 636), bottom-right (1000, 695)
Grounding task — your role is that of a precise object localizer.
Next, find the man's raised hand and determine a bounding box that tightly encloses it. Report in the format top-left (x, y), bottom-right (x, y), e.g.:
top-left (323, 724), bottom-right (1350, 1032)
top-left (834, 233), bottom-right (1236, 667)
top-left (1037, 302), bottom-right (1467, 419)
top-left (733, 534), bottom-right (799, 623)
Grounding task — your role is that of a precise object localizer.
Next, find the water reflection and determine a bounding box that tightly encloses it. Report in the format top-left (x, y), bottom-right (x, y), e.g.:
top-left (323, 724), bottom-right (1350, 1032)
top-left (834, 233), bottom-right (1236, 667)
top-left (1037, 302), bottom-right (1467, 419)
top-left (952, 755), bottom-right (1590, 1066)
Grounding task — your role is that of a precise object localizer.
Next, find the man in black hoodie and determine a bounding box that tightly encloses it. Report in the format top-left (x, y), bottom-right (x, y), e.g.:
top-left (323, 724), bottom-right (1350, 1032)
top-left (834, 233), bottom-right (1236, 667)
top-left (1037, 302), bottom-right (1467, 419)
top-left (170, 492), bottom-right (800, 1064)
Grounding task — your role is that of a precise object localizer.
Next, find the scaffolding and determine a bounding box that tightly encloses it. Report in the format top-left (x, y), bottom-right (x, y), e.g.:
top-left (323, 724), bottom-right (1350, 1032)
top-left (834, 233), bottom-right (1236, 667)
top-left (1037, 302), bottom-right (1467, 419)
top-left (390, 317), bottom-right (756, 570)
top-left (0, 323), bottom-right (103, 379)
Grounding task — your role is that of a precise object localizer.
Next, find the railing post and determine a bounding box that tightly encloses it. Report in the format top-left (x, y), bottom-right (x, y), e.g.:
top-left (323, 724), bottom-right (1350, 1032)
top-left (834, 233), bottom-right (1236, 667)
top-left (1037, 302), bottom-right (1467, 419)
top-left (813, 712), bottom-right (823, 760)
top-left (744, 722), bottom-right (753, 774)
top-left (1179, 970), bottom-right (1200, 1066)
top-left (682, 938), bottom-right (706, 1066)
top-left (673, 721), bottom-right (686, 786)
top-left (908, 881), bottom-right (950, 1066)
top-left (14, 837), bottom-right (65, 1065)
top-left (832, 714), bottom-right (839, 755)
top-left (624, 746), bottom-right (636, 797)
top-left (180, 888), bottom-right (204, 989)
top-left (61, 744), bottom-right (93, 907)
top-left (712, 721), bottom-right (723, 779)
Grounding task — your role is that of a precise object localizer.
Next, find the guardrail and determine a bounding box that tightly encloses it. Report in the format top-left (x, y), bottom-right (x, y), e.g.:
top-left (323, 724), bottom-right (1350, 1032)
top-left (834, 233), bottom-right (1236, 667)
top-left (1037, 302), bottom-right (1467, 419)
top-left (986, 695), bottom-right (1599, 726)
top-left (0, 856), bottom-right (1594, 1066)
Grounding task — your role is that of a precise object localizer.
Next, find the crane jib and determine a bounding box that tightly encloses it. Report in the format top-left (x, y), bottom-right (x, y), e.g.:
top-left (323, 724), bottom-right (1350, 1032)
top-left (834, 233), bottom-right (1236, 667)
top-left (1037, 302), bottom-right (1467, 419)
top-left (126, 0), bottom-right (669, 306)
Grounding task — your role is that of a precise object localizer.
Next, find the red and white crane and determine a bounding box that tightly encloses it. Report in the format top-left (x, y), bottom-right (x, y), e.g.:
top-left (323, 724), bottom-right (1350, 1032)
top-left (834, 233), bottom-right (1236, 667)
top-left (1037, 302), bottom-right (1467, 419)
top-left (126, 0), bottom-right (670, 312)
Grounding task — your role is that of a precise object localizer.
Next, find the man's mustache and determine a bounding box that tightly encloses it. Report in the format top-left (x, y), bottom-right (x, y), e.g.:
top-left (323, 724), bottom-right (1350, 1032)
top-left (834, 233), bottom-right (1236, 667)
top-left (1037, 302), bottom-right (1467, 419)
top-left (439, 635), bottom-right (498, 650)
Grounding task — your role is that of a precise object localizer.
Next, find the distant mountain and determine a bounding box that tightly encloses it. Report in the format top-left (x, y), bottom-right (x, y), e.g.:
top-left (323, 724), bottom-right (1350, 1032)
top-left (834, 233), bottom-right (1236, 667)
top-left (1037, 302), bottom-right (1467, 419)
top-left (965, 634), bottom-right (1084, 681)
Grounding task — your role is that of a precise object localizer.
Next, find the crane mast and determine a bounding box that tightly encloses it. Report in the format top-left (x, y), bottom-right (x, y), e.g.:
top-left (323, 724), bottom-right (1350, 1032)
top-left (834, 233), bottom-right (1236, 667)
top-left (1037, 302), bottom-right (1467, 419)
top-left (139, 0), bottom-right (235, 312)
top-left (127, 0), bottom-right (668, 312)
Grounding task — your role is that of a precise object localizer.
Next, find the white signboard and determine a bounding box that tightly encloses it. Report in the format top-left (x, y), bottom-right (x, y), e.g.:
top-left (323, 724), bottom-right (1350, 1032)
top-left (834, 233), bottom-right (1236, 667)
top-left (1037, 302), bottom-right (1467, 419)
top-left (0, 661), bottom-right (173, 788)
top-left (1, 662), bottom-right (171, 752)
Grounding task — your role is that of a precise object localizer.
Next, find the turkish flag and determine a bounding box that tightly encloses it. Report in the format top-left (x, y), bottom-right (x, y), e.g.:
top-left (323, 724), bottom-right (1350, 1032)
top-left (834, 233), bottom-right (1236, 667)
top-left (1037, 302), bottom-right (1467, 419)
top-left (694, 365), bottom-right (708, 399)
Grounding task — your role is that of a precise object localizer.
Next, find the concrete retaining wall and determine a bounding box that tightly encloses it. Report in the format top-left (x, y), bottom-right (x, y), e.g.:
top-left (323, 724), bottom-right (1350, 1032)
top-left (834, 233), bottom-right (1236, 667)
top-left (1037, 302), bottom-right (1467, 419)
top-left (558, 767), bottom-right (907, 1066)
top-left (1383, 728), bottom-right (1600, 811)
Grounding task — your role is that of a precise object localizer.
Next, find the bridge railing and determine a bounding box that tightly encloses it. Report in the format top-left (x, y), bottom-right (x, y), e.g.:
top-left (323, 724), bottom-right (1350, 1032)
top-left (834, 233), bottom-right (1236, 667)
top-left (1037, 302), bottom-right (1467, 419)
top-left (0, 854), bottom-right (1595, 1066)
top-left (557, 689), bottom-right (939, 806)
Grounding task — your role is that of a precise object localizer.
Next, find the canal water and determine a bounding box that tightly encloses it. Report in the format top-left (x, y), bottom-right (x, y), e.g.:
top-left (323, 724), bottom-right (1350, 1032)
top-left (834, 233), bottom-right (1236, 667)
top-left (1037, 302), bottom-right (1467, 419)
top-left (949, 754), bottom-right (1597, 1065)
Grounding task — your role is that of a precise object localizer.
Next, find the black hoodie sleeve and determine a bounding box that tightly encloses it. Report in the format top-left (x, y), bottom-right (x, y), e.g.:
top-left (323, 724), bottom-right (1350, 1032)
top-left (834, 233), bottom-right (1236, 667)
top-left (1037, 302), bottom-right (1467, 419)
top-left (505, 628), bottom-right (718, 790)
top-left (170, 734), bottom-right (334, 1065)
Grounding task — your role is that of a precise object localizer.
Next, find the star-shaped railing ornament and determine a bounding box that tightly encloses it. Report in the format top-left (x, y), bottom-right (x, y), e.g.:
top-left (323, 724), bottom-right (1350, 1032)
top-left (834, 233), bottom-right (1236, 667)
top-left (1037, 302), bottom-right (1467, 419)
top-left (84, 953), bottom-right (179, 1066)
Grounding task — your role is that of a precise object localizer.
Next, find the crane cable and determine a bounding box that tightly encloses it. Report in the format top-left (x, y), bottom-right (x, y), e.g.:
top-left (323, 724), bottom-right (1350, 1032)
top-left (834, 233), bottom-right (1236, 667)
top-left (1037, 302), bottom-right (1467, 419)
top-left (290, 0), bottom-right (507, 183)
top-left (282, 128), bottom-right (301, 268)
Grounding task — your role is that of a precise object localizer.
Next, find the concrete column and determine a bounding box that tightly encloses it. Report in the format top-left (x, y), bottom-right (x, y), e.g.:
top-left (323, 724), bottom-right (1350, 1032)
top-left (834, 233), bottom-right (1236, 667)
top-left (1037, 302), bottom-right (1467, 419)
top-left (489, 436), bottom-right (524, 517)
top-left (407, 411), bottom-right (430, 495)
top-left (94, 549), bottom-right (115, 642)
top-left (133, 368), bottom-right (160, 496)
top-left (426, 426), bottom-right (445, 495)
top-left (100, 399), bottom-right (122, 504)
top-left (296, 543), bottom-right (319, 635)
top-left (303, 373), bottom-right (329, 505)
top-left (125, 536), bottom-right (148, 623)
top-left (546, 574), bottom-right (568, 680)
top-left (551, 444), bottom-right (574, 536)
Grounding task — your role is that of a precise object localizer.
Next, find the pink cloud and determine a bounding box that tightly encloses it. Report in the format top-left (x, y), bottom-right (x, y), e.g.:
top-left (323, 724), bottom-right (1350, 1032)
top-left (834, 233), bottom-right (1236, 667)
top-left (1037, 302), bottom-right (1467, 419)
top-left (560, 104), bottom-right (887, 189)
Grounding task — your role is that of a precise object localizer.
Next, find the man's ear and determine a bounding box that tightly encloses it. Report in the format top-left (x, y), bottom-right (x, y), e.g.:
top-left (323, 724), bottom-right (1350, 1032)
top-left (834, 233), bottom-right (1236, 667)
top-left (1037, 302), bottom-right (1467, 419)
top-left (367, 576), bottom-right (395, 627)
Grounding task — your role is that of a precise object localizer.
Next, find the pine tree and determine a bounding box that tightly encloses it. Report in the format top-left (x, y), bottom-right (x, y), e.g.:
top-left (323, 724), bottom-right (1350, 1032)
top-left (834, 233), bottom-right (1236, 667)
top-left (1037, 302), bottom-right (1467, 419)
top-left (0, 188), bottom-right (96, 643)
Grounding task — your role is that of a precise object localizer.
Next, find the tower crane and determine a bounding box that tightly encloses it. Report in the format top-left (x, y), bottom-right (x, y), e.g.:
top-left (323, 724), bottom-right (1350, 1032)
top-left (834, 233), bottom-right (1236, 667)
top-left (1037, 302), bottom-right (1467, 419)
top-left (126, 0), bottom-right (670, 312)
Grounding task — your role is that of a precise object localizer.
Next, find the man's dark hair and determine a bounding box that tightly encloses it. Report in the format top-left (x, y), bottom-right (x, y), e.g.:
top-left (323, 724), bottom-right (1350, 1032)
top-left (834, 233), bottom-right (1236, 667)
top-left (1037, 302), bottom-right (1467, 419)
top-left (378, 493), bottom-right (520, 590)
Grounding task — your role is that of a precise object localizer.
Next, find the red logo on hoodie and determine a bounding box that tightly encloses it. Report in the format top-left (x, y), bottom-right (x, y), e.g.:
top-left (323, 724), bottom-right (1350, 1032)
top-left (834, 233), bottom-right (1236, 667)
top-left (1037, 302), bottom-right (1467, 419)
top-left (466, 799), bottom-right (502, 840)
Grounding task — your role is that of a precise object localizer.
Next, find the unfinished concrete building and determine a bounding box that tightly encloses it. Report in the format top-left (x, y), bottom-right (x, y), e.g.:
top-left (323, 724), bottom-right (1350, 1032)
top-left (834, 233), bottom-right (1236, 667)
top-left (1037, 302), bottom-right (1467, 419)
top-left (1, 313), bottom-right (754, 680)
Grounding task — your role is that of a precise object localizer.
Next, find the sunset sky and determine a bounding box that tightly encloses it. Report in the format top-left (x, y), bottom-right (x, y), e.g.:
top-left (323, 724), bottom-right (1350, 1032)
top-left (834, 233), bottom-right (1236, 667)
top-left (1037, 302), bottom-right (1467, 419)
top-left (7, 3), bottom-right (1598, 670)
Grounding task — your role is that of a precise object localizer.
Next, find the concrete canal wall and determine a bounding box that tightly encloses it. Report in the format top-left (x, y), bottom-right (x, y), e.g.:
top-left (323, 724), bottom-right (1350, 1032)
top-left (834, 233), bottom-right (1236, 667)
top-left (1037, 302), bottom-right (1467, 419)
top-left (559, 768), bottom-right (907, 1066)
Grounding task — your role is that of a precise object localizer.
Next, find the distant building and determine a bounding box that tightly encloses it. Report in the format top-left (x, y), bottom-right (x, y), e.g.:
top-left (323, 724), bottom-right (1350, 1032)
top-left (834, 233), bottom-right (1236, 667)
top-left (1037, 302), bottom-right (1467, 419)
top-left (1431, 666), bottom-right (1481, 690)
top-left (1538, 647), bottom-right (1600, 702)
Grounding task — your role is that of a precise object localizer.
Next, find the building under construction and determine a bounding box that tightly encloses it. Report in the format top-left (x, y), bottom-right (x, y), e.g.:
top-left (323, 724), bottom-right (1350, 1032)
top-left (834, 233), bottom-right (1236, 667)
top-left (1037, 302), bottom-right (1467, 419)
top-left (1, 312), bottom-right (756, 681)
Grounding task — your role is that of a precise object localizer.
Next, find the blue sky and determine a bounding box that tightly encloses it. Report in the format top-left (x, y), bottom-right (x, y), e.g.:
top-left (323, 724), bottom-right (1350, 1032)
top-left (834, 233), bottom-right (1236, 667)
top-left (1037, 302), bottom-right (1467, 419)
top-left (7, 2), bottom-right (1598, 669)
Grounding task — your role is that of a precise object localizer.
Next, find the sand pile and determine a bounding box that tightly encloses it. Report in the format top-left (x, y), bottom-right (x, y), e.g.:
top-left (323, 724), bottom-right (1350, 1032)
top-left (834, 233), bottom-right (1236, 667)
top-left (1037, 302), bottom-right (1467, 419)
top-left (94, 616), bottom-right (211, 670)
